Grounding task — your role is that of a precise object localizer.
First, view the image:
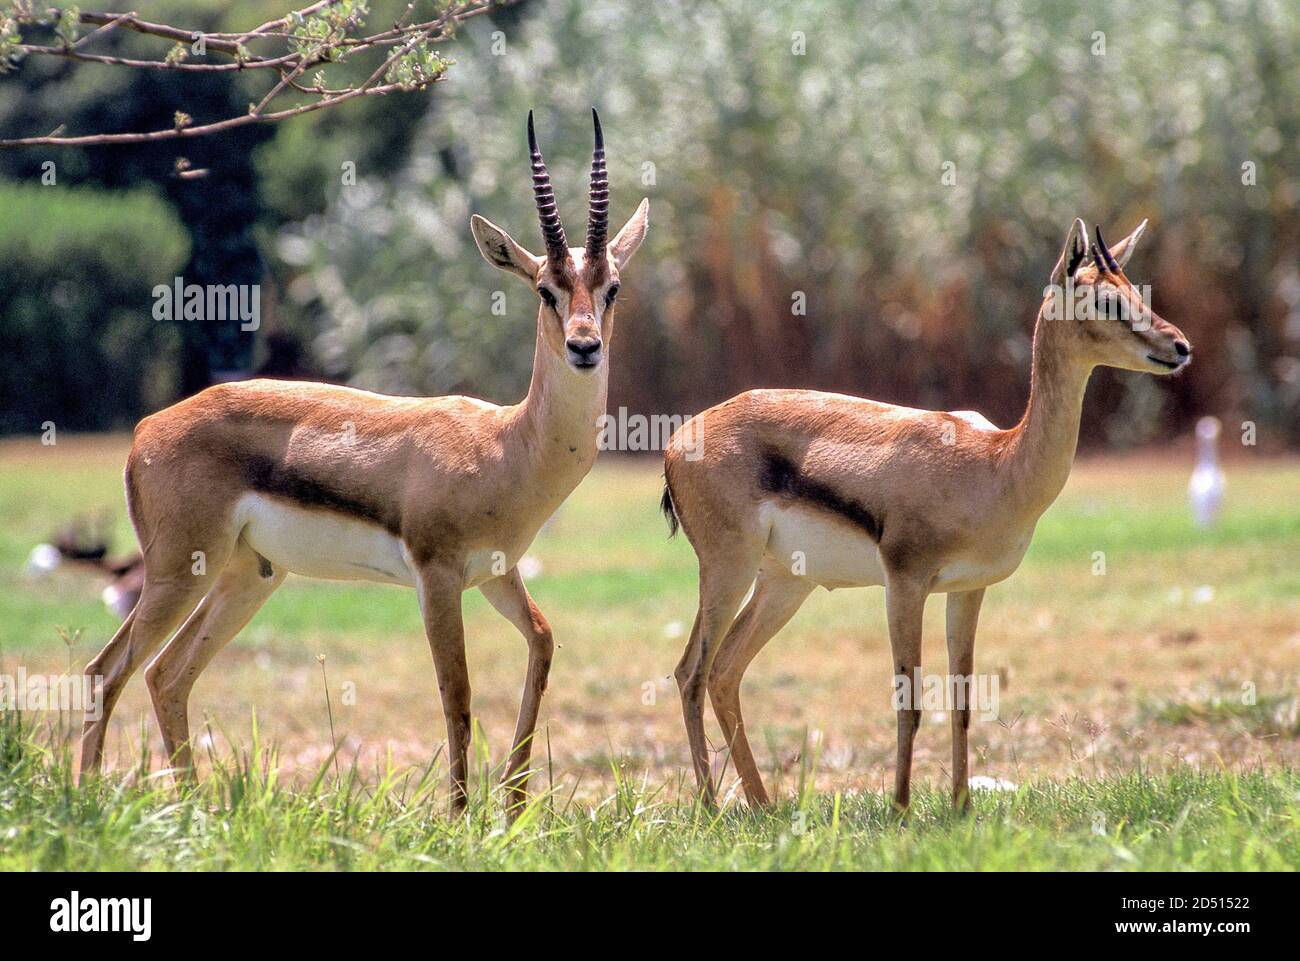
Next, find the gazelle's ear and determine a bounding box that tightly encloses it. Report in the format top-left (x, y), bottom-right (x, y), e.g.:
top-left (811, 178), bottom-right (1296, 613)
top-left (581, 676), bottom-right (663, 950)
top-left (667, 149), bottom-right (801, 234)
top-left (609, 198), bottom-right (649, 269)
top-left (1106, 218), bottom-right (1148, 270)
top-left (470, 215), bottom-right (542, 282)
top-left (1051, 217), bottom-right (1089, 286)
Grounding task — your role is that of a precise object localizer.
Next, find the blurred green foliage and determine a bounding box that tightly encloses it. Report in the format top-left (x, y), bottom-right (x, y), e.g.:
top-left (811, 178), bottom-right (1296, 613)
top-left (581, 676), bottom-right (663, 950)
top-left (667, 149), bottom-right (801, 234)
top-left (1, 0), bottom-right (1298, 448)
top-left (294, 0), bottom-right (1300, 446)
top-left (0, 0), bottom-right (449, 407)
top-left (0, 180), bottom-right (188, 432)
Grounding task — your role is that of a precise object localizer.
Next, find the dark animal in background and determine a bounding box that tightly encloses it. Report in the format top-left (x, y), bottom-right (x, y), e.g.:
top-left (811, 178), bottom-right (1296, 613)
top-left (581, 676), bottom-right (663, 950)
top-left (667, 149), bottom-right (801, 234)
top-left (26, 516), bottom-right (144, 620)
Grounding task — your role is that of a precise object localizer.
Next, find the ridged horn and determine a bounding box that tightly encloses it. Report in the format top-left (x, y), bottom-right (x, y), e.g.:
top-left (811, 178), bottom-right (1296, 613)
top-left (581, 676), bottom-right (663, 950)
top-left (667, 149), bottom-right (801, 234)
top-left (585, 108), bottom-right (610, 265)
top-left (528, 111), bottom-right (568, 263)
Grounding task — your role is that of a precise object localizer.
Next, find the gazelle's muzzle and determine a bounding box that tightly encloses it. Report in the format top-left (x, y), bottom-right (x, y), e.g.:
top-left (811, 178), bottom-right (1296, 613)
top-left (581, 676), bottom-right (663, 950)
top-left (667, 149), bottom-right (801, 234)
top-left (565, 321), bottom-right (602, 369)
top-left (1142, 315), bottom-right (1192, 372)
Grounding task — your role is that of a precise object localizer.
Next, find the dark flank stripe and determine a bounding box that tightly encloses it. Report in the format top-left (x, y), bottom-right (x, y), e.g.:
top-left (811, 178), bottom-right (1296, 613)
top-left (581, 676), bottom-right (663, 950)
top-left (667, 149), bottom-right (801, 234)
top-left (244, 454), bottom-right (401, 536)
top-left (758, 447), bottom-right (883, 542)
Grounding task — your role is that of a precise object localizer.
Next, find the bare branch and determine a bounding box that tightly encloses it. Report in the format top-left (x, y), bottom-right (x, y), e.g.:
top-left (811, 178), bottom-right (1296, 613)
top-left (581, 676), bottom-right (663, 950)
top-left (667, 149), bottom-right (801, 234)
top-left (0, 0), bottom-right (515, 148)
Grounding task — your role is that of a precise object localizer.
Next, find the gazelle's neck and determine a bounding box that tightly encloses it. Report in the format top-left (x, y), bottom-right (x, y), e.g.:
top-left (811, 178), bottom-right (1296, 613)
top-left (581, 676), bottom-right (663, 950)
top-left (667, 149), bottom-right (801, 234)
top-left (1005, 305), bottom-right (1093, 516)
top-left (512, 316), bottom-right (608, 472)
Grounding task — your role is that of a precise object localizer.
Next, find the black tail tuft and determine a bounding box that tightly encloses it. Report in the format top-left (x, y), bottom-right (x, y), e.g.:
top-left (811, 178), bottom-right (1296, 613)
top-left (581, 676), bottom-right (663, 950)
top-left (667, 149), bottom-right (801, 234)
top-left (660, 481), bottom-right (679, 537)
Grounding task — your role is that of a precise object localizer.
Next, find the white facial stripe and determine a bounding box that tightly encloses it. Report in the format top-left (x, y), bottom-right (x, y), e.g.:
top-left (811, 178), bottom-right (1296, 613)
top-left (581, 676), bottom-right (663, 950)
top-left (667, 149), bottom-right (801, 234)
top-left (539, 285), bottom-right (568, 308)
top-left (593, 284), bottom-right (611, 322)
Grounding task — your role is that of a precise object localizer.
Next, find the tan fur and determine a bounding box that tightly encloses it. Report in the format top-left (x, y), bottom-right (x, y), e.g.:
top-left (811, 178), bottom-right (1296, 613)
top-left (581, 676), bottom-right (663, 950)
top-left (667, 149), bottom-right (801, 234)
top-left (80, 142), bottom-right (649, 814)
top-left (663, 219), bottom-right (1190, 811)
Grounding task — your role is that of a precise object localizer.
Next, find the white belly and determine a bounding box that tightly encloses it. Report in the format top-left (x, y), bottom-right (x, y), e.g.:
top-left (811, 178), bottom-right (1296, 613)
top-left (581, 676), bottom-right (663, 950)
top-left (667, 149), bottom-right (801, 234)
top-left (235, 493), bottom-right (416, 586)
top-left (761, 501), bottom-right (887, 588)
top-left (761, 500), bottom-right (1033, 593)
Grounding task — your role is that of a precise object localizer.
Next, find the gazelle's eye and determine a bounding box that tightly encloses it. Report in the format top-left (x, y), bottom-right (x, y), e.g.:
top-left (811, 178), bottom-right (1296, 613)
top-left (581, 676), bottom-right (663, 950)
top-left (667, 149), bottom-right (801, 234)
top-left (538, 287), bottom-right (557, 310)
top-left (605, 283), bottom-right (620, 307)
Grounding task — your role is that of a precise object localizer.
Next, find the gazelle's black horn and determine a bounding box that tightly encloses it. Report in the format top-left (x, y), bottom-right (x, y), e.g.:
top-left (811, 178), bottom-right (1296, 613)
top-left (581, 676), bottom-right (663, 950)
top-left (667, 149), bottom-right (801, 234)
top-left (1093, 224), bottom-right (1120, 274)
top-left (528, 111), bottom-right (568, 262)
top-left (585, 108), bottom-right (610, 265)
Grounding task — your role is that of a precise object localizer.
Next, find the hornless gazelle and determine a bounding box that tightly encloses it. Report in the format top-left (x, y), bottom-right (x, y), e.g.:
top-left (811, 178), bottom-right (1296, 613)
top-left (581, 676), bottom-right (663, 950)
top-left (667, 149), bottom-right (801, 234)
top-left (80, 111), bottom-right (649, 811)
top-left (661, 219), bottom-right (1190, 811)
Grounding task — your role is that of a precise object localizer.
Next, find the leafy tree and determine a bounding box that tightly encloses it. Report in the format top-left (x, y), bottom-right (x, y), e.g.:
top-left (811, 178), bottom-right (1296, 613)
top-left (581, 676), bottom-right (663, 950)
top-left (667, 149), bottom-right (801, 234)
top-left (300, 0), bottom-right (1300, 446)
top-left (0, 181), bottom-right (188, 431)
top-left (0, 0), bottom-right (509, 402)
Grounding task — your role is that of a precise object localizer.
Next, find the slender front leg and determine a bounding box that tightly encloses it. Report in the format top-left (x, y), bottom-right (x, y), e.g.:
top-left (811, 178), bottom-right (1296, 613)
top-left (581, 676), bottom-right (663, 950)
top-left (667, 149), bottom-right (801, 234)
top-left (479, 568), bottom-right (554, 812)
top-left (945, 588), bottom-right (985, 813)
top-left (417, 566), bottom-right (471, 814)
top-left (884, 575), bottom-right (929, 813)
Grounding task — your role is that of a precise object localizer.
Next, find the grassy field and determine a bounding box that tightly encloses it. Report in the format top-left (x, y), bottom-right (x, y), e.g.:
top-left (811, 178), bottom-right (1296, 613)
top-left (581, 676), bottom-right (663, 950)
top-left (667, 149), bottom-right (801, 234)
top-left (1, 435), bottom-right (1298, 870)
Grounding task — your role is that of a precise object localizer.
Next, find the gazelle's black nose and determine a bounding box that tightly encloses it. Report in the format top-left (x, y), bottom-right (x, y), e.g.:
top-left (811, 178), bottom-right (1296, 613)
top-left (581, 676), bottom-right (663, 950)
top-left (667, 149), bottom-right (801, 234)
top-left (1174, 340), bottom-right (1190, 358)
top-left (566, 335), bottom-right (602, 367)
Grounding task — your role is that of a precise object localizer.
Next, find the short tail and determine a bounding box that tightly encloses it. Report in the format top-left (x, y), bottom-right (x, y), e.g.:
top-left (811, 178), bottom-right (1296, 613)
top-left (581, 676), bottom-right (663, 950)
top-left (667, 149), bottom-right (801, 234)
top-left (660, 480), bottom-right (679, 537)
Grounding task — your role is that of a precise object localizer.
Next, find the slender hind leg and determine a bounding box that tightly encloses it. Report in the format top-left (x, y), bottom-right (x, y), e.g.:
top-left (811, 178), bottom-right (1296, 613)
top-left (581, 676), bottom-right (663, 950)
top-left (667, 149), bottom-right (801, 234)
top-left (945, 588), bottom-right (985, 812)
top-left (675, 542), bottom-right (763, 804)
top-left (884, 574), bottom-right (929, 813)
top-left (79, 543), bottom-right (232, 777)
top-left (479, 568), bottom-right (554, 811)
top-left (707, 571), bottom-right (813, 807)
top-left (146, 543), bottom-right (285, 778)
top-left (79, 608), bottom-right (136, 771)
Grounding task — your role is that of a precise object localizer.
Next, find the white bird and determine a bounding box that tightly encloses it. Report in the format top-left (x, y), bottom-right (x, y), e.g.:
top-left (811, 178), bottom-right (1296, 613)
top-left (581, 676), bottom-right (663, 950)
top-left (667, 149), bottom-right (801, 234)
top-left (25, 543), bottom-right (62, 575)
top-left (1189, 416), bottom-right (1225, 529)
top-left (517, 555), bottom-right (544, 580)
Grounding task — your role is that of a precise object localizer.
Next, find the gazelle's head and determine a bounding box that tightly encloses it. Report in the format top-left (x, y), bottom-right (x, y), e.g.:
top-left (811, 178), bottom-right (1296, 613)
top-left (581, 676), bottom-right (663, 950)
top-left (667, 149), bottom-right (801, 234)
top-left (471, 110), bottom-right (649, 374)
top-left (1046, 218), bottom-right (1191, 374)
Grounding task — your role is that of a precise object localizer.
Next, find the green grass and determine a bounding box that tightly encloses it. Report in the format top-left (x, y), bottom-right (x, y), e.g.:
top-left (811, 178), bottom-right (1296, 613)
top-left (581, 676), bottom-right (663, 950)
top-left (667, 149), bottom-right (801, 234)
top-left (1145, 692), bottom-right (1300, 737)
top-left (1, 441), bottom-right (1298, 654)
top-left (2, 439), bottom-right (1298, 870)
top-left (3, 444), bottom-right (1298, 658)
top-left (2, 715), bottom-right (1296, 871)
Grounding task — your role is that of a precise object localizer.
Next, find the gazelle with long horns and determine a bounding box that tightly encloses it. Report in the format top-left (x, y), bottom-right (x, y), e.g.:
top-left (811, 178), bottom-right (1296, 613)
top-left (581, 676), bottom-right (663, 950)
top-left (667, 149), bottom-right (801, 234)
top-left (80, 111), bottom-right (649, 811)
top-left (662, 219), bottom-right (1189, 811)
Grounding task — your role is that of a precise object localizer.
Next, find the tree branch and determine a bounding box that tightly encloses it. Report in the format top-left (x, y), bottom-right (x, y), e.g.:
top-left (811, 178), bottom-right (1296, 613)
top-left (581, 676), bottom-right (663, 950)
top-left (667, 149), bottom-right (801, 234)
top-left (0, 0), bottom-right (514, 148)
